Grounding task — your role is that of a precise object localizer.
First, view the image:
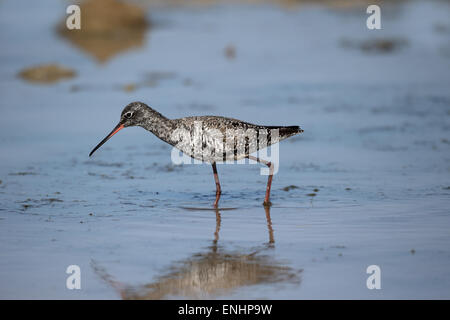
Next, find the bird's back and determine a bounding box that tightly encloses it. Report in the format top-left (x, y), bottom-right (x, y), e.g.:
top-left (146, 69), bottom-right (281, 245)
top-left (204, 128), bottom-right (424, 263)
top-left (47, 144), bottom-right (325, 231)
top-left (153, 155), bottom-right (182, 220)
top-left (170, 116), bottom-right (303, 162)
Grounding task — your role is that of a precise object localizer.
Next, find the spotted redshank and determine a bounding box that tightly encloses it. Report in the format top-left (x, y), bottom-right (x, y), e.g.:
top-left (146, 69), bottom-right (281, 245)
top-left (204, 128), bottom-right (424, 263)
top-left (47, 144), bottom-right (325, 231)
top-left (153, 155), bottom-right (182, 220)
top-left (89, 102), bottom-right (303, 207)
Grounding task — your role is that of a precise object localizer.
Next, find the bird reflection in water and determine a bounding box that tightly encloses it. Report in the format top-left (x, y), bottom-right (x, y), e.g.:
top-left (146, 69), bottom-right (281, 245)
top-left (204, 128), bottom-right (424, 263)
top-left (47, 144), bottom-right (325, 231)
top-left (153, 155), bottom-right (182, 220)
top-left (92, 206), bottom-right (301, 299)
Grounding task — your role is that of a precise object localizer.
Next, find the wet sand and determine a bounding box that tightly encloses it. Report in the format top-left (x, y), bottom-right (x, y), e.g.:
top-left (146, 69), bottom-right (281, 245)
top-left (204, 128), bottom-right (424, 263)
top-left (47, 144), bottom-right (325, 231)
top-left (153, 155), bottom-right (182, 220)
top-left (0, 0), bottom-right (449, 299)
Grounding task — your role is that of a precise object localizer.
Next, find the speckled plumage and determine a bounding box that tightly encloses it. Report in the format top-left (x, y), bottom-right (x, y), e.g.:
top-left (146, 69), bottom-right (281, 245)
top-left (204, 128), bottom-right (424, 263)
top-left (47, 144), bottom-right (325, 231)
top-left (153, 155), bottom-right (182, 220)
top-left (89, 101), bottom-right (304, 207)
top-left (119, 102), bottom-right (303, 163)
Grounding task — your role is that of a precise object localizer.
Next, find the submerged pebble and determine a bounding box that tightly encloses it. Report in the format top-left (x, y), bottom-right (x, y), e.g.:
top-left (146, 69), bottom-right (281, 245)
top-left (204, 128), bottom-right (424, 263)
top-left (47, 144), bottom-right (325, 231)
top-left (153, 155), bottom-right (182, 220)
top-left (224, 44), bottom-right (236, 59)
top-left (19, 64), bottom-right (76, 84)
top-left (9, 172), bottom-right (37, 176)
top-left (341, 37), bottom-right (408, 53)
top-left (282, 185), bottom-right (299, 192)
top-left (123, 83), bottom-right (137, 92)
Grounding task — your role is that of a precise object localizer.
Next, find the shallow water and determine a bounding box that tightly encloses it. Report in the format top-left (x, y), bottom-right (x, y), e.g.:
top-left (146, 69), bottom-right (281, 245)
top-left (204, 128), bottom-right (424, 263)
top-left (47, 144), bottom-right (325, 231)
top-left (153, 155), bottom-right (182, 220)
top-left (0, 0), bottom-right (450, 299)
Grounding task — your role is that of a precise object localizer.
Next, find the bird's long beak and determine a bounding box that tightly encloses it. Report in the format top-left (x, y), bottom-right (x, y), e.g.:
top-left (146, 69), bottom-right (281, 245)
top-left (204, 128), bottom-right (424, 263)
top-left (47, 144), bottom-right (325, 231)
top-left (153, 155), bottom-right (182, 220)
top-left (89, 123), bottom-right (124, 157)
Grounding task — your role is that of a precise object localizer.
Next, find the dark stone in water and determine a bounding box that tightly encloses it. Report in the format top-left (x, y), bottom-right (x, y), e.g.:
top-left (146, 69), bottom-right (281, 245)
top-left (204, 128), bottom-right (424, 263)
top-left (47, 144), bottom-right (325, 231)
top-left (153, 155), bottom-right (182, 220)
top-left (224, 44), bottom-right (236, 60)
top-left (340, 37), bottom-right (408, 53)
top-left (9, 172), bottom-right (37, 176)
top-left (42, 198), bottom-right (63, 203)
top-left (282, 185), bottom-right (299, 192)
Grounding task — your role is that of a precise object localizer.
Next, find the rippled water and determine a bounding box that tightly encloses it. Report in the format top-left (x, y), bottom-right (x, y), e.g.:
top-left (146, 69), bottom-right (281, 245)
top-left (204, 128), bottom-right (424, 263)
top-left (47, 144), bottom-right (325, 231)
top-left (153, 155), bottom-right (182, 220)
top-left (0, 0), bottom-right (449, 299)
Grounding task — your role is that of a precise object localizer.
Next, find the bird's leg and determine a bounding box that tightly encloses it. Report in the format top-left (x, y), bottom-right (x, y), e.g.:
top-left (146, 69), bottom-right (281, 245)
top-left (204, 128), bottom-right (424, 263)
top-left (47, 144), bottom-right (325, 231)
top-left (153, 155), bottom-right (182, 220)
top-left (248, 155), bottom-right (274, 207)
top-left (264, 205), bottom-right (275, 245)
top-left (212, 162), bottom-right (221, 208)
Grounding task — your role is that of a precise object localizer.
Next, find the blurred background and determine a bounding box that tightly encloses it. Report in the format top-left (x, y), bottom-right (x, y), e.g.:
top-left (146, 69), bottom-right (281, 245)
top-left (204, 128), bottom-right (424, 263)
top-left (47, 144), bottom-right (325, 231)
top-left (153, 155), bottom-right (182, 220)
top-left (0, 0), bottom-right (449, 299)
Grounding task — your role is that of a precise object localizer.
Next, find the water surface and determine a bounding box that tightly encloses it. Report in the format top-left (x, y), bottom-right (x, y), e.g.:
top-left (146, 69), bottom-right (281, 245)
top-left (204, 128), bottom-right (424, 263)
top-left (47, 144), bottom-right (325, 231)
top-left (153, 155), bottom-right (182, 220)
top-left (0, 0), bottom-right (449, 299)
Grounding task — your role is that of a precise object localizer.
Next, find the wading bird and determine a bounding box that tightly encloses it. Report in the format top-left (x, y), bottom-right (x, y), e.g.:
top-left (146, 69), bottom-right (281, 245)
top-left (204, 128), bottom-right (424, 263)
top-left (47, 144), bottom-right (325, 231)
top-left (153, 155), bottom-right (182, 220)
top-left (89, 102), bottom-right (303, 207)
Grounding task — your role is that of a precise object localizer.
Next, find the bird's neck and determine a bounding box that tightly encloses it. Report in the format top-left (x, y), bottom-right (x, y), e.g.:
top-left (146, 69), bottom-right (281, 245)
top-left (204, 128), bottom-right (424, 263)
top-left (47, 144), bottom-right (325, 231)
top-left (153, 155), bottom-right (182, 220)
top-left (140, 108), bottom-right (175, 144)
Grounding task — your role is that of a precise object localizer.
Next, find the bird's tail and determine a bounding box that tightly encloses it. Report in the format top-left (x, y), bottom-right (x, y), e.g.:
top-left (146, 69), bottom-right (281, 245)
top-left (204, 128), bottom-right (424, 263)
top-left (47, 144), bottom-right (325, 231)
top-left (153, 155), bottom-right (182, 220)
top-left (267, 125), bottom-right (303, 139)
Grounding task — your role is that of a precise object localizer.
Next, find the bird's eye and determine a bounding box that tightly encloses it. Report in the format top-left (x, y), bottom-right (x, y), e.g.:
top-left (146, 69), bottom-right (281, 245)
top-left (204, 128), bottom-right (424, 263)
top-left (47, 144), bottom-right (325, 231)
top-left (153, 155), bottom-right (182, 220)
top-left (124, 112), bottom-right (133, 119)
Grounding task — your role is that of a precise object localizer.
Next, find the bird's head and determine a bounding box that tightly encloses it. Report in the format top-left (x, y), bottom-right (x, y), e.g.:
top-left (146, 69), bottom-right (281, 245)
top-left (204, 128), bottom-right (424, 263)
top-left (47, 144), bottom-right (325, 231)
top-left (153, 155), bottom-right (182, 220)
top-left (120, 101), bottom-right (148, 128)
top-left (89, 101), bottom-right (151, 157)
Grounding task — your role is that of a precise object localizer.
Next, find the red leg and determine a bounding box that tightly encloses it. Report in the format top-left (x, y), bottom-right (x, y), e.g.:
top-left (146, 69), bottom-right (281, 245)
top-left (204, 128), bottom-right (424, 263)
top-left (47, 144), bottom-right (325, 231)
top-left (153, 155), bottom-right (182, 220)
top-left (264, 205), bottom-right (275, 244)
top-left (248, 156), bottom-right (274, 206)
top-left (212, 162), bottom-right (221, 208)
